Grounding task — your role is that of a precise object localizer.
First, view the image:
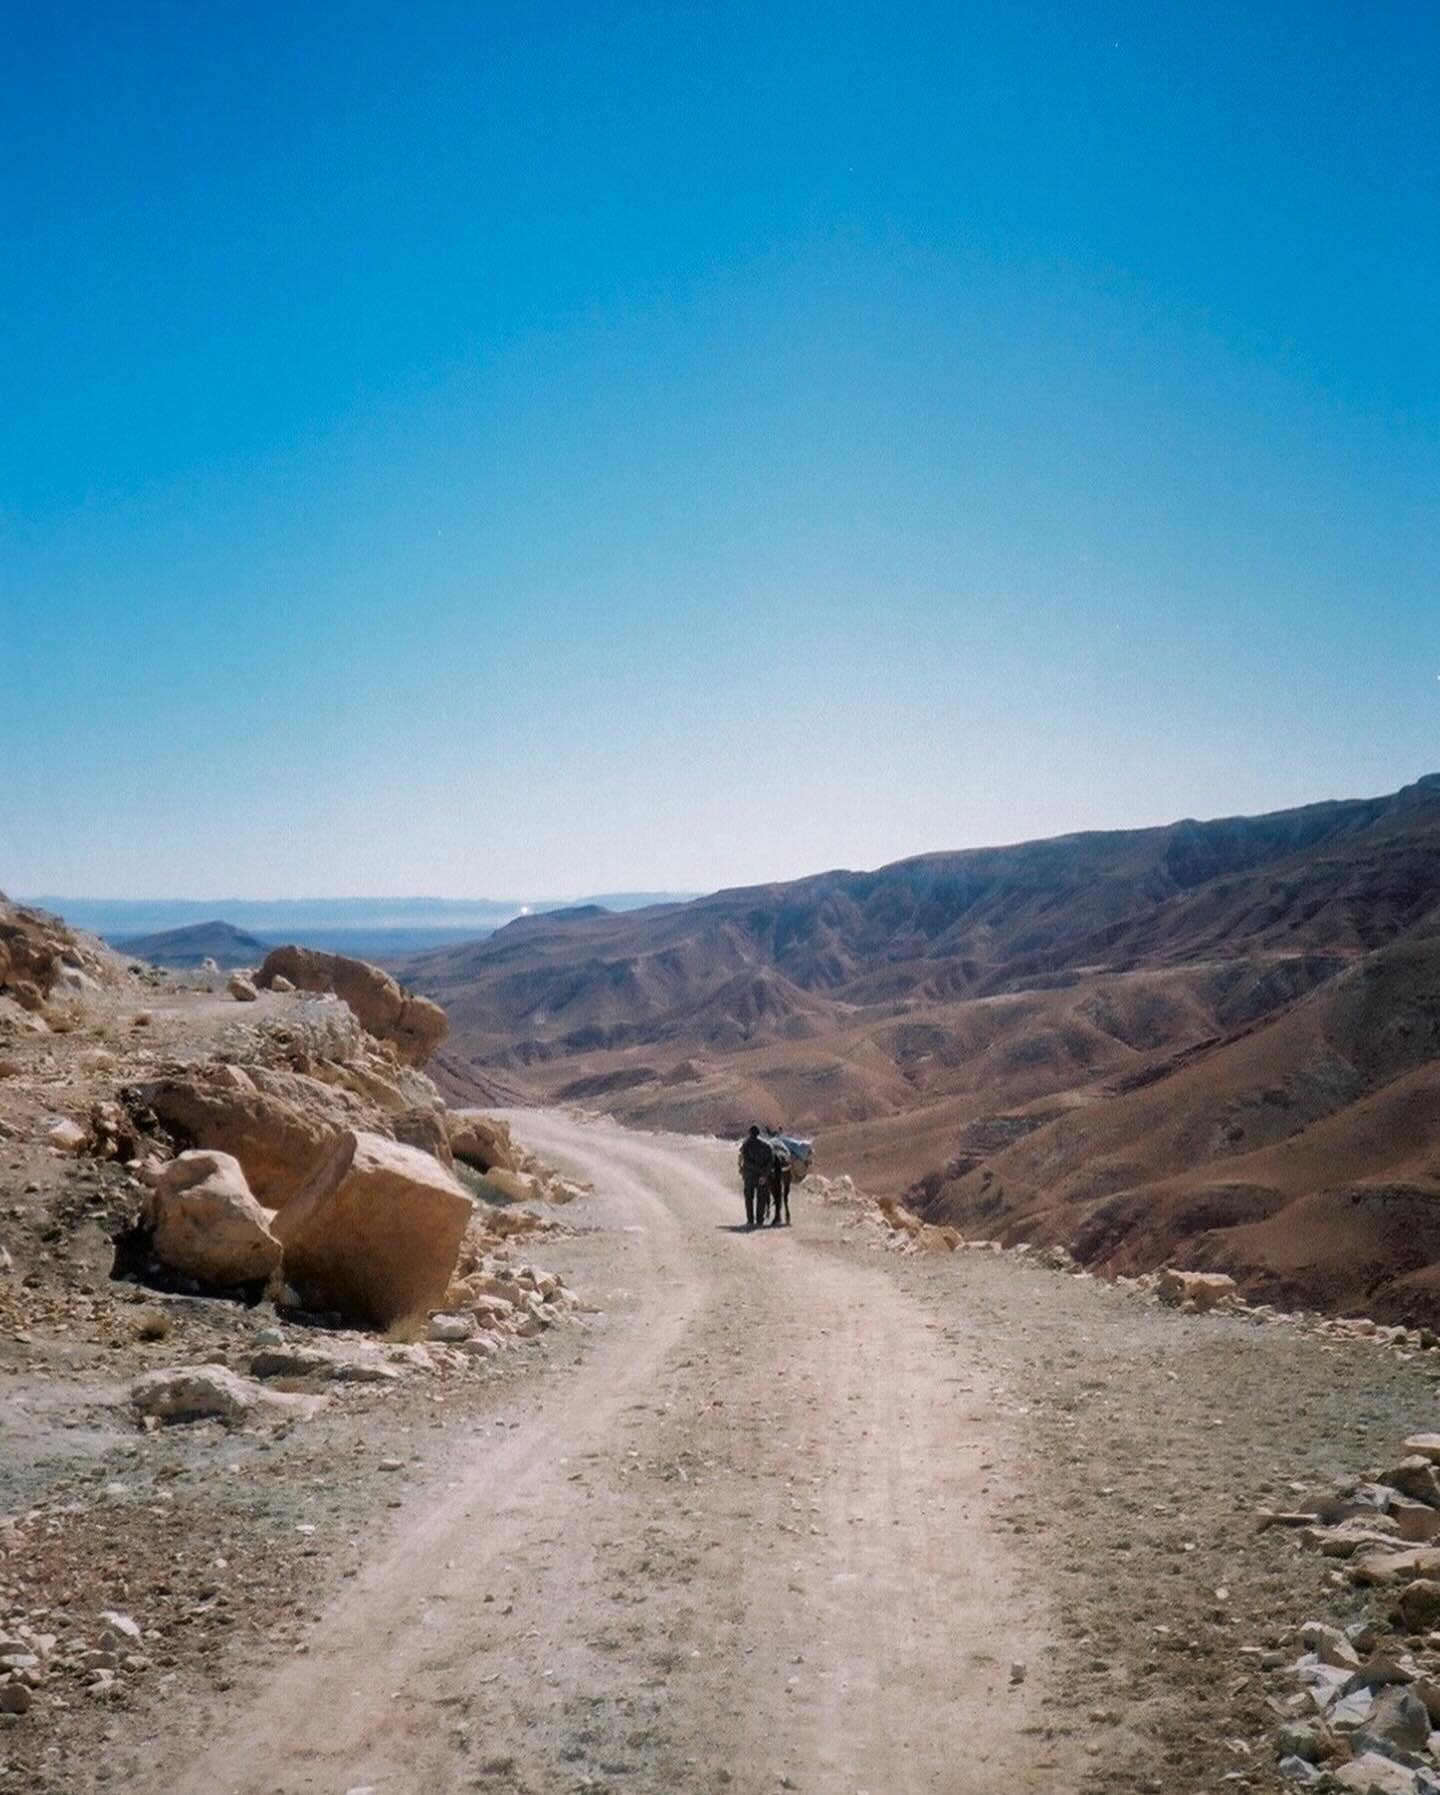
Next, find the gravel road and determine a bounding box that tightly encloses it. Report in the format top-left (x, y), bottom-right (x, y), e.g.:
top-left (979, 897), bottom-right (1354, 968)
top-left (116, 1111), bottom-right (1440, 1795)
top-left (140, 1111), bottom-right (1071, 1795)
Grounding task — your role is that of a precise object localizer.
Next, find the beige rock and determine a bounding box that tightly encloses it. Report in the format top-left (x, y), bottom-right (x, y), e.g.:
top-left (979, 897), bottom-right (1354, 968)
top-left (1156, 1268), bottom-right (1238, 1311)
top-left (131, 1365), bottom-right (320, 1426)
top-left (1397, 1578), bottom-right (1440, 1631)
top-left (914, 1224), bottom-right (959, 1254)
top-left (255, 947), bottom-right (447, 1066)
top-left (1390, 1497), bottom-right (1440, 1543)
top-left (481, 1167), bottom-right (540, 1205)
top-left (0, 900), bottom-right (70, 1010)
top-left (1402, 1434), bottom-right (1440, 1464)
top-left (139, 1071), bottom-right (344, 1208)
top-left (1350, 1548), bottom-right (1440, 1587)
top-left (445, 1111), bottom-right (517, 1173)
top-left (427, 1312), bottom-right (474, 1343)
top-left (1333, 1751), bottom-right (1419, 1793)
top-left (149, 1151), bottom-right (281, 1288)
top-left (271, 1131), bottom-right (472, 1327)
top-left (270, 974), bottom-right (296, 993)
top-left (249, 1345), bottom-right (400, 1384)
top-left (391, 1106), bottom-right (454, 1167)
top-left (47, 1116), bottom-right (87, 1154)
top-left (227, 972), bottom-right (259, 1002)
top-left (1300, 1621), bottom-right (1361, 1669)
top-left (1382, 1457), bottom-right (1440, 1507)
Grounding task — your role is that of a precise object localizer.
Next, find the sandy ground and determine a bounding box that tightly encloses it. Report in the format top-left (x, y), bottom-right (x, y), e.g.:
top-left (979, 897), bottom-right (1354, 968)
top-left (124, 1112), bottom-right (1068, 1795)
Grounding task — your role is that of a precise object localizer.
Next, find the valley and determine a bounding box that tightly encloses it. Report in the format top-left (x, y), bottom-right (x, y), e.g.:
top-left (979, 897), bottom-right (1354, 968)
top-left (400, 777), bottom-right (1440, 1322)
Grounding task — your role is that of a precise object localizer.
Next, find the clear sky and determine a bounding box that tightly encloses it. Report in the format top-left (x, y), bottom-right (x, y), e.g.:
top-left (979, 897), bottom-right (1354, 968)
top-left (4, 1), bottom-right (1437, 899)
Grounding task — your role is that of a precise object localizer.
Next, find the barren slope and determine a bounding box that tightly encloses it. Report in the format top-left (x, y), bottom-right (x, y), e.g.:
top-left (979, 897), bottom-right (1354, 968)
top-left (399, 777), bottom-right (1440, 1315)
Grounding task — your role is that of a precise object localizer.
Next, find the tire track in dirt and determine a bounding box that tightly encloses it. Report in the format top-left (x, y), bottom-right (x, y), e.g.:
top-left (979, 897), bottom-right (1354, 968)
top-left (146, 1113), bottom-right (1068, 1795)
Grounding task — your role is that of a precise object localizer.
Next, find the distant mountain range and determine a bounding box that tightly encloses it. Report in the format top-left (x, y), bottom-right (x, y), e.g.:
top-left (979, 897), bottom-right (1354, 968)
top-left (111, 920), bottom-right (272, 969)
top-left (26, 893), bottom-right (697, 962)
top-left (396, 774), bottom-right (1440, 1323)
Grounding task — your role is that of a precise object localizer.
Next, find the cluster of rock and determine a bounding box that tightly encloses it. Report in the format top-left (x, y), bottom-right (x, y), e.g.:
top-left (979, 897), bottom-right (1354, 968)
top-left (6, 932), bottom-right (584, 1369)
top-left (447, 1110), bottom-right (590, 1205)
top-left (132, 1128), bottom-right (474, 1328)
top-left (124, 1236), bottom-right (583, 1428)
top-left (1254, 1435), bottom-right (1440, 1790)
top-left (812, 1175), bottom-right (1081, 1271)
top-left (79, 952), bottom-right (585, 1331)
top-left (0, 1608), bottom-right (145, 1715)
top-left (813, 1175), bottom-right (1440, 1369)
top-left (0, 897), bottom-right (118, 1030)
top-left (253, 946), bottom-right (448, 1067)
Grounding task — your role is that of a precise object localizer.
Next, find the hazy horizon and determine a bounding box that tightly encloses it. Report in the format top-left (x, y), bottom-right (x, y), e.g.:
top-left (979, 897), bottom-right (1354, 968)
top-left (6, 3), bottom-right (1437, 898)
top-left (16, 767), bottom-right (1439, 908)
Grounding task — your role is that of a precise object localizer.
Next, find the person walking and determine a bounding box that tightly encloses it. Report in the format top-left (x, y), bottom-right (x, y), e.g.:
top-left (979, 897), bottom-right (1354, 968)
top-left (738, 1124), bottom-right (774, 1229)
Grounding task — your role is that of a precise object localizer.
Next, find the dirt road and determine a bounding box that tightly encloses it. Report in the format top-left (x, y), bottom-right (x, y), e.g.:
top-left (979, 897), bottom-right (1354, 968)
top-left (149, 1112), bottom-right (1068, 1795)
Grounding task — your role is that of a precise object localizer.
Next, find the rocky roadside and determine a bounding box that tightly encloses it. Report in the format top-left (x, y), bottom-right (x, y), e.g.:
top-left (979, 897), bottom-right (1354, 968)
top-left (0, 900), bottom-right (593, 1793)
top-left (807, 1172), bottom-right (1440, 1795)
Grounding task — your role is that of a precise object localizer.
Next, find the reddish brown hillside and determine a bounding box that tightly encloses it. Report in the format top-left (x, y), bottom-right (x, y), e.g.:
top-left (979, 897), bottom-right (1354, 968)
top-left (401, 778), bottom-right (1440, 1317)
top-left (910, 939), bottom-right (1440, 1323)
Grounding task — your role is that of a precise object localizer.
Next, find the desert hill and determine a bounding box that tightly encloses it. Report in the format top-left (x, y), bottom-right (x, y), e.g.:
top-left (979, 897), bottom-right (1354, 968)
top-left (114, 919), bottom-right (270, 969)
top-left (402, 776), bottom-right (1440, 1319)
top-left (910, 935), bottom-right (1440, 1322)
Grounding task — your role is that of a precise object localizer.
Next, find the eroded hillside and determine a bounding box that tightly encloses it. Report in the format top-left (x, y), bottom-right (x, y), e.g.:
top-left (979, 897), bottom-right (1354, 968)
top-left (400, 777), bottom-right (1440, 1318)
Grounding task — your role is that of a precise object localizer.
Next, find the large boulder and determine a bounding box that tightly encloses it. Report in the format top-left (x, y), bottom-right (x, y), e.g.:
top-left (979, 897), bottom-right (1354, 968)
top-left (254, 947), bottom-right (448, 1067)
top-left (271, 1131), bottom-right (473, 1327)
top-left (148, 1150), bottom-right (281, 1287)
top-left (136, 1069), bottom-right (345, 1208)
top-left (391, 1106), bottom-right (454, 1167)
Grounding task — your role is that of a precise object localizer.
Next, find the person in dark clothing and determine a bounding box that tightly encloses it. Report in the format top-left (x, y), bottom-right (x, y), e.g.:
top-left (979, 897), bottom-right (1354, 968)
top-left (738, 1124), bottom-right (774, 1228)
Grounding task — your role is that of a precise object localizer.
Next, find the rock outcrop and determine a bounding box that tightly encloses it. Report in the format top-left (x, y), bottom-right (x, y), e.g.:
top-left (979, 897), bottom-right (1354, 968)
top-left (0, 898), bottom-right (114, 1015)
top-left (254, 947), bottom-right (447, 1067)
top-left (271, 1130), bottom-right (473, 1326)
top-left (0, 904), bottom-right (66, 1012)
top-left (147, 1150), bottom-right (281, 1288)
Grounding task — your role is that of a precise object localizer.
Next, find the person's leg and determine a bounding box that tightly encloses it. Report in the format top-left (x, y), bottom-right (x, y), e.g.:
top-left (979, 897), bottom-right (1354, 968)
top-left (743, 1172), bottom-right (756, 1227)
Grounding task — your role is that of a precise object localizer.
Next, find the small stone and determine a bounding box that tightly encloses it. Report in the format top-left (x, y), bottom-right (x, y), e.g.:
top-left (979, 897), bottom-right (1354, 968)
top-left (0, 1681), bottom-right (33, 1714)
top-left (47, 1118), bottom-right (88, 1154)
top-left (1276, 1720), bottom-right (1323, 1762)
top-left (1334, 1752), bottom-right (1423, 1792)
top-left (426, 1312), bottom-right (474, 1343)
top-left (1398, 1580), bottom-right (1440, 1632)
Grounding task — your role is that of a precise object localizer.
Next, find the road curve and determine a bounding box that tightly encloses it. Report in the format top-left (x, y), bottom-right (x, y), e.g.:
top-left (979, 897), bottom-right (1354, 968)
top-left (155, 1111), bottom-right (1064, 1795)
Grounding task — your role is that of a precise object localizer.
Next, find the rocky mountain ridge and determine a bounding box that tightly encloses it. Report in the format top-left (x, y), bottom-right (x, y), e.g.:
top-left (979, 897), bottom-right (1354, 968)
top-left (398, 778), bottom-right (1440, 1321)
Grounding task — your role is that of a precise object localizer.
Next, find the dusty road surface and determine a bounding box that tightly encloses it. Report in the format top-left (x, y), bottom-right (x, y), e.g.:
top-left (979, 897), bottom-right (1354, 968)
top-left (146, 1111), bottom-right (1069, 1795)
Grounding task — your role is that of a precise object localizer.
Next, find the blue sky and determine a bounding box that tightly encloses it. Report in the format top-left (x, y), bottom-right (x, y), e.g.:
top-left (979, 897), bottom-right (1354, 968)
top-left (4, 1), bottom-right (1437, 898)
